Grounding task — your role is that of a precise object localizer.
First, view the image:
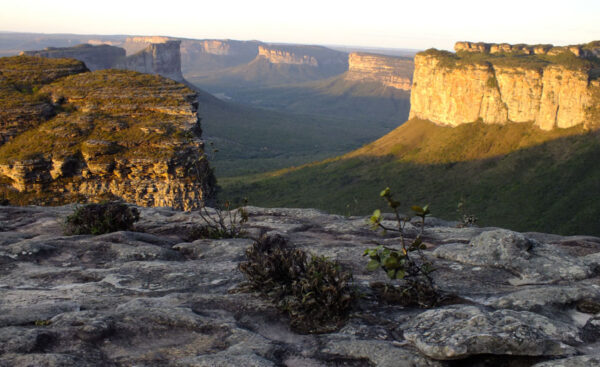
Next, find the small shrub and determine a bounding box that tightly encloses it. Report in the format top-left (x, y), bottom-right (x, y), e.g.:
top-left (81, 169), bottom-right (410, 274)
top-left (64, 202), bottom-right (140, 235)
top-left (457, 200), bottom-right (478, 228)
top-left (365, 187), bottom-right (438, 307)
top-left (195, 200), bottom-right (248, 239)
top-left (239, 234), bottom-right (355, 333)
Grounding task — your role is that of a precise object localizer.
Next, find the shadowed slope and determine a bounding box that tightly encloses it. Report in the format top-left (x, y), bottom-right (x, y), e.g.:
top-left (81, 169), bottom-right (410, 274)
top-left (220, 119), bottom-right (600, 235)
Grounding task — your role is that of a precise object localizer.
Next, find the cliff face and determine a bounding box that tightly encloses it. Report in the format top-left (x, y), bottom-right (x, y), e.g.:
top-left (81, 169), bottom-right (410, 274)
top-left (257, 45), bottom-right (319, 66)
top-left (121, 36), bottom-right (172, 55)
top-left (179, 39), bottom-right (261, 75)
top-left (344, 52), bottom-right (413, 90)
top-left (23, 41), bottom-right (185, 82)
top-left (0, 55), bottom-right (214, 209)
top-left (409, 42), bottom-right (600, 130)
top-left (21, 44), bottom-right (126, 71)
top-left (126, 40), bottom-right (184, 82)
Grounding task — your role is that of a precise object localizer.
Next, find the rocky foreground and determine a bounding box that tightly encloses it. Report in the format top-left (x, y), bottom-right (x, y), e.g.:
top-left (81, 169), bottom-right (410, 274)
top-left (0, 205), bottom-right (599, 366)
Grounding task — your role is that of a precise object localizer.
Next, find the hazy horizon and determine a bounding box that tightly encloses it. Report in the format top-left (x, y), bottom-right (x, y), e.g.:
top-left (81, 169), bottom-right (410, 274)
top-left (2, 0), bottom-right (599, 51)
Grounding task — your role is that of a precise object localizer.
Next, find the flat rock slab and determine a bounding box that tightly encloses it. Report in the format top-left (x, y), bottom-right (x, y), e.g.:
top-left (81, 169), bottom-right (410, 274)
top-left (1, 205), bottom-right (600, 366)
top-left (403, 305), bottom-right (580, 360)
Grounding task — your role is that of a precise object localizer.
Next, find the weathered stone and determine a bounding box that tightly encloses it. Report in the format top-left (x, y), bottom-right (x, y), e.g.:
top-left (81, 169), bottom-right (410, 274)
top-left (1, 205), bottom-right (599, 365)
top-left (434, 229), bottom-right (598, 283)
top-left (532, 355), bottom-right (600, 367)
top-left (403, 305), bottom-right (579, 360)
top-left (322, 338), bottom-right (442, 366)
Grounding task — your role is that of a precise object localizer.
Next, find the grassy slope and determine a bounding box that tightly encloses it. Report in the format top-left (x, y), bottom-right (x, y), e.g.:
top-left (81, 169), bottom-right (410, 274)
top-left (220, 119), bottom-right (600, 236)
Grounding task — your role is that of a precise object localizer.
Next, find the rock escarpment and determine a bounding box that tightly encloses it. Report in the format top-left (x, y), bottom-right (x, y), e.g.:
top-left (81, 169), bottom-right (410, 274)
top-left (23, 40), bottom-right (185, 82)
top-left (256, 44), bottom-right (348, 74)
top-left (125, 40), bottom-right (184, 82)
top-left (345, 52), bottom-right (414, 90)
top-left (257, 45), bottom-right (319, 66)
top-left (0, 205), bottom-right (599, 366)
top-left (22, 44), bottom-right (126, 71)
top-left (409, 41), bottom-right (600, 130)
top-left (0, 55), bottom-right (214, 209)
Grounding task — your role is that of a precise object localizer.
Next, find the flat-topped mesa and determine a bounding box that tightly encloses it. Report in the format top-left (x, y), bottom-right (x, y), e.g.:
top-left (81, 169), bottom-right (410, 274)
top-left (0, 55), bottom-right (215, 209)
top-left (121, 36), bottom-right (173, 54)
top-left (410, 41), bottom-right (600, 130)
top-left (21, 41), bottom-right (185, 82)
top-left (126, 40), bottom-right (184, 82)
top-left (454, 41), bottom-right (600, 58)
top-left (21, 44), bottom-right (126, 71)
top-left (257, 45), bottom-right (319, 66)
top-left (345, 52), bottom-right (413, 90)
top-left (200, 40), bottom-right (232, 55)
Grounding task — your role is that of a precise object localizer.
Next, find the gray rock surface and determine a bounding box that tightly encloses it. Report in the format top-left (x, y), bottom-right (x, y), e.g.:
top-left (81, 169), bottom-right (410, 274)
top-left (1, 205), bottom-right (599, 366)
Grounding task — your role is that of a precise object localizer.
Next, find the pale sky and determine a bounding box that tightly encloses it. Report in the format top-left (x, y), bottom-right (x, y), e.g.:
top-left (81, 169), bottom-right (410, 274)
top-left (1, 0), bottom-right (599, 50)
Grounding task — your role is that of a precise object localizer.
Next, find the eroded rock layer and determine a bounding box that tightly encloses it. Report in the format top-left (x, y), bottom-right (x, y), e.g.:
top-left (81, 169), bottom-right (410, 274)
top-left (0, 55), bottom-right (214, 209)
top-left (409, 41), bottom-right (600, 130)
top-left (0, 205), bottom-right (599, 366)
top-left (345, 52), bottom-right (414, 90)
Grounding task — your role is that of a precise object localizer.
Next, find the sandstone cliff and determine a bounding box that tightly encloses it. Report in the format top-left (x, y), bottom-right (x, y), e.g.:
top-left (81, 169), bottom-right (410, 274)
top-left (409, 41), bottom-right (600, 130)
top-left (21, 44), bottom-right (126, 71)
top-left (257, 45), bottom-right (319, 66)
top-left (256, 44), bottom-right (348, 73)
top-left (125, 40), bottom-right (184, 82)
top-left (0, 55), bottom-right (214, 209)
top-left (23, 41), bottom-right (185, 82)
top-left (345, 52), bottom-right (413, 90)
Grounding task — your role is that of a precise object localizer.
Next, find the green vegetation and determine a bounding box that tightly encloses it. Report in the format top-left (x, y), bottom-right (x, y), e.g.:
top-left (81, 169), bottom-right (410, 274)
top-left (195, 88), bottom-right (404, 177)
top-left (192, 200), bottom-right (249, 239)
top-left (365, 188), bottom-right (438, 307)
top-left (64, 202), bottom-right (140, 235)
top-left (420, 48), bottom-right (600, 72)
top-left (0, 66), bottom-right (200, 164)
top-left (239, 234), bottom-right (355, 333)
top-left (220, 119), bottom-right (600, 236)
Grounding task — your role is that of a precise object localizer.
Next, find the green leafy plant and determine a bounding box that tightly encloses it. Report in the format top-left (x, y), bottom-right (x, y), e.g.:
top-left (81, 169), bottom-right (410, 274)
top-left (64, 202), bottom-right (140, 235)
top-left (195, 199), bottom-right (248, 239)
top-left (364, 187), bottom-right (437, 307)
top-left (239, 234), bottom-right (355, 333)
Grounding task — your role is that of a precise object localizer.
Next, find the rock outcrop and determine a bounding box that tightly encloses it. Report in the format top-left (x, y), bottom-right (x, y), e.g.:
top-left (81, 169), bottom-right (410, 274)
top-left (345, 52), bottom-right (413, 90)
top-left (257, 45), bottom-right (319, 66)
top-left (125, 40), bottom-right (184, 82)
top-left (21, 44), bottom-right (126, 71)
top-left (256, 44), bottom-right (348, 72)
top-left (0, 55), bottom-right (214, 209)
top-left (454, 41), bottom-right (600, 58)
top-left (0, 205), bottom-right (599, 366)
top-left (409, 41), bottom-right (600, 130)
top-left (22, 40), bottom-right (185, 82)
top-left (121, 36), bottom-right (172, 55)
